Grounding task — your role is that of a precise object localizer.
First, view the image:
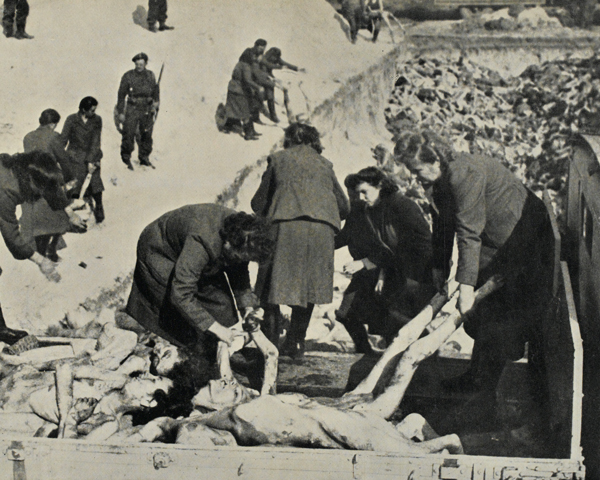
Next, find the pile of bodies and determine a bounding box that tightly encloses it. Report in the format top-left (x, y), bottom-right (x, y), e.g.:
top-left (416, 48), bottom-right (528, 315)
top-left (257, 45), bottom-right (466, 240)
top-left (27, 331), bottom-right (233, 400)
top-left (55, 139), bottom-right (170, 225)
top-left (385, 54), bottom-right (600, 220)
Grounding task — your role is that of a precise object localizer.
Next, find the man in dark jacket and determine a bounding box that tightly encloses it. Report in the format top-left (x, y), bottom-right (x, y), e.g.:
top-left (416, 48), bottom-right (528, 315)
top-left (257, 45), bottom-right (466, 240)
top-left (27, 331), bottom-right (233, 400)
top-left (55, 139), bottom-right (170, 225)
top-left (147, 0), bottom-right (174, 32)
top-left (61, 96), bottom-right (105, 223)
top-left (116, 53), bottom-right (160, 170)
top-left (2, 0), bottom-right (32, 39)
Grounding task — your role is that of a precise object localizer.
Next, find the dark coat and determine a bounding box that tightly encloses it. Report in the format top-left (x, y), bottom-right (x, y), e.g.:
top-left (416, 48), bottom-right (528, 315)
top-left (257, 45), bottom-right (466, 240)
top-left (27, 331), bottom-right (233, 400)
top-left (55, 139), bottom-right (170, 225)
top-left (252, 145), bottom-right (349, 306)
top-left (61, 113), bottom-right (104, 195)
top-left (251, 145), bottom-right (350, 231)
top-left (336, 192), bottom-right (433, 284)
top-left (117, 69), bottom-right (159, 115)
top-left (126, 204), bottom-right (258, 349)
top-left (431, 152), bottom-right (529, 286)
top-left (226, 61), bottom-right (261, 121)
top-left (0, 156), bottom-right (69, 260)
top-left (22, 126), bottom-right (70, 237)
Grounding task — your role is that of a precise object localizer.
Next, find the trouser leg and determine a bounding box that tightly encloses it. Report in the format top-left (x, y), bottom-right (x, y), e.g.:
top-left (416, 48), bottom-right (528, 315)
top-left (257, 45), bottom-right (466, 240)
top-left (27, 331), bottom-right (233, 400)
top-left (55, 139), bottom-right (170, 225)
top-left (337, 313), bottom-right (372, 354)
top-left (262, 304), bottom-right (281, 345)
top-left (35, 235), bottom-right (51, 256)
top-left (120, 109), bottom-right (140, 162)
top-left (147, 0), bottom-right (158, 25)
top-left (138, 111), bottom-right (154, 162)
top-left (2, 0), bottom-right (16, 34)
top-left (92, 192), bottom-right (104, 223)
top-left (14, 0), bottom-right (28, 31)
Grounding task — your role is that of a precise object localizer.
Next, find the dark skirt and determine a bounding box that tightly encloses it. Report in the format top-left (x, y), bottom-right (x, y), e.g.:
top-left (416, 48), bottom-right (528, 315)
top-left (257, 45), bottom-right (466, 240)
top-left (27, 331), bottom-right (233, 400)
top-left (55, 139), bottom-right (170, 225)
top-left (20, 199), bottom-right (70, 238)
top-left (225, 90), bottom-right (251, 121)
top-left (256, 219), bottom-right (335, 307)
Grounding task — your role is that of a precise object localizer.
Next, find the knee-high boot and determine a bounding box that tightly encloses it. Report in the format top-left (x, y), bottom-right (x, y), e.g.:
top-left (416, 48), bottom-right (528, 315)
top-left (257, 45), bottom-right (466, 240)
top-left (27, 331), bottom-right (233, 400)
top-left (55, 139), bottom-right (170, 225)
top-left (281, 304), bottom-right (314, 358)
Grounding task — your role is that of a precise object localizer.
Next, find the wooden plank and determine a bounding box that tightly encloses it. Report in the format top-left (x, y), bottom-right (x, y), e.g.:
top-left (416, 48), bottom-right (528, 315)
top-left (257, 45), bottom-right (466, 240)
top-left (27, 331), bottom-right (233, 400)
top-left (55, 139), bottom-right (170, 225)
top-left (434, 0), bottom-right (545, 5)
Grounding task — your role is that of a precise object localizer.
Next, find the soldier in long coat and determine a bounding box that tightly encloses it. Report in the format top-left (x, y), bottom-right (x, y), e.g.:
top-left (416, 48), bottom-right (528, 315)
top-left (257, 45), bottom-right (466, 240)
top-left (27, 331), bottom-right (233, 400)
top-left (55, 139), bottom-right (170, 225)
top-left (61, 97), bottom-right (105, 223)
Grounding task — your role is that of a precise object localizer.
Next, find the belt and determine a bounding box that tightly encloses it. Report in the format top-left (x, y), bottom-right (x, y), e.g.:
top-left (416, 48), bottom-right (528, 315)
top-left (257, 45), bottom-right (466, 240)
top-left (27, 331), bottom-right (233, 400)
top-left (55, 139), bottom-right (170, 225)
top-left (127, 97), bottom-right (153, 106)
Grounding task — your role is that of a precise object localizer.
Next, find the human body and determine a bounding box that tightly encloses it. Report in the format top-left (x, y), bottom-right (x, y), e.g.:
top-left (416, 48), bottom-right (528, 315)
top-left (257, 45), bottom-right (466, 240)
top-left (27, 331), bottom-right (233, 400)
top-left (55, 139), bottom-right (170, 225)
top-left (336, 167), bottom-right (434, 352)
top-left (394, 130), bottom-right (553, 393)
top-left (61, 97), bottom-right (105, 223)
top-left (2, 0), bottom-right (32, 39)
top-left (125, 204), bottom-right (272, 373)
top-left (116, 53), bottom-right (160, 169)
top-left (23, 109), bottom-right (74, 260)
top-left (251, 123), bottom-right (350, 356)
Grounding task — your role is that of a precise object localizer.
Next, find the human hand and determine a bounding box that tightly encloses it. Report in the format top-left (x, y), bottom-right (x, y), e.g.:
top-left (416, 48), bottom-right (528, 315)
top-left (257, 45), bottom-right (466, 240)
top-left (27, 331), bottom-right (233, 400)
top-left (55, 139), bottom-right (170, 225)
top-left (457, 284), bottom-right (475, 315)
top-left (39, 256), bottom-right (61, 283)
top-left (87, 163), bottom-right (97, 174)
top-left (343, 260), bottom-right (364, 275)
top-left (375, 278), bottom-right (385, 294)
top-left (118, 114), bottom-right (126, 124)
top-left (66, 210), bottom-right (87, 232)
top-left (208, 322), bottom-right (235, 346)
top-left (432, 268), bottom-right (446, 292)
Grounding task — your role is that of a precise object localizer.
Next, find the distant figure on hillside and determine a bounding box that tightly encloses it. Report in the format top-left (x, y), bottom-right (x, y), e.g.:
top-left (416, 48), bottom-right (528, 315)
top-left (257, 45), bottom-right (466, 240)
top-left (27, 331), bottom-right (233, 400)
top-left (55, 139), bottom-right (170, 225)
top-left (259, 48), bottom-right (306, 123)
top-left (341, 0), bottom-right (402, 44)
top-left (2, 0), bottom-right (33, 39)
top-left (147, 0), bottom-right (174, 32)
top-left (61, 97), bottom-right (105, 224)
top-left (23, 109), bottom-right (75, 262)
top-left (116, 53), bottom-right (160, 170)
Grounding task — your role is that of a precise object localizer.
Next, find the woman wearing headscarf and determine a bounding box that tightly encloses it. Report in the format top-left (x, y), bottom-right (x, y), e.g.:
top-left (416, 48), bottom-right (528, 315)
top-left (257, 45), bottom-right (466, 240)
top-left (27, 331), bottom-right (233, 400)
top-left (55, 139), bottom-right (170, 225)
top-left (394, 129), bottom-right (554, 394)
top-left (251, 123), bottom-right (350, 357)
top-left (335, 167), bottom-right (434, 353)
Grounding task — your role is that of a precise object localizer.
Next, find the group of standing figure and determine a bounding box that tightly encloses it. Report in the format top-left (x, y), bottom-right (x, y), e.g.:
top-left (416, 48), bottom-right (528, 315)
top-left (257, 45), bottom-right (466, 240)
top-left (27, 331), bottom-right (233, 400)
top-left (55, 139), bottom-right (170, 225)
top-left (221, 39), bottom-right (304, 141)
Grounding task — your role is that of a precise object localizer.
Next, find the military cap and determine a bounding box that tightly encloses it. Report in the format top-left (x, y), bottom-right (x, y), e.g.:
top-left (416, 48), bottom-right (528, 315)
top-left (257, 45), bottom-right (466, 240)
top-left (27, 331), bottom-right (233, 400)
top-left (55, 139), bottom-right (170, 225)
top-left (132, 52), bottom-right (149, 63)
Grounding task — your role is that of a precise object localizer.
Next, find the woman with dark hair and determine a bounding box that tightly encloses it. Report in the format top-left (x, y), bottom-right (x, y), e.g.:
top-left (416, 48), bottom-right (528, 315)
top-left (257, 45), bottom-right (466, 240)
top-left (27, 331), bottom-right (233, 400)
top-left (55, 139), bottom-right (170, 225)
top-left (0, 151), bottom-right (77, 344)
top-left (22, 108), bottom-right (81, 261)
top-left (61, 96), bottom-right (105, 223)
top-left (336, 166), bottom-right (434, 353)
top-left (125, 204), bottom-right (273, 375)
top-left (223, 49), bottom-right (264, 140)
top-left (251, 123), bottom-right (350, 357)
top-left (394, 129), bottom-right (554, 395)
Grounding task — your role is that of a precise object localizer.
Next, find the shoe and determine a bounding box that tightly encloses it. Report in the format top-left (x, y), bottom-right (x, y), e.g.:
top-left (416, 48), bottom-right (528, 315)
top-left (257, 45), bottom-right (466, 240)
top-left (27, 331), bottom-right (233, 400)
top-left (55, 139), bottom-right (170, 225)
top-left (148, 23), bottom-right (158, 33)
top-left (139, 159), bottom-right (155, 168)
top-left (158, 23), bottom-right (174, 31)
top-left (270, 115), bottom-right (280, 123)
top-left (94, 205), bottom-right (105, 224)
top-left (124, 160), bottom-right (134, 171)
top-left (14, 29), bottom-right (33, 40)
top-left (279, 339), bottom-right (305, 359)
top-left (3, 25), bottom-right (13, 38)
top-left (0, 326), bottom-right (29, 345)
top-left (244, 134), bottom-right (260, 141)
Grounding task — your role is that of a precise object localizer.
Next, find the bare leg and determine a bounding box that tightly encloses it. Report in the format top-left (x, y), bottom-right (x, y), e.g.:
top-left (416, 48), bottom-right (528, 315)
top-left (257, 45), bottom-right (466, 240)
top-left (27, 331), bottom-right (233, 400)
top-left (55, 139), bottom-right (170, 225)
top-left (354, 276), bottom-right (503, 419)
top-left (349, 288), bottom-right (457, 395)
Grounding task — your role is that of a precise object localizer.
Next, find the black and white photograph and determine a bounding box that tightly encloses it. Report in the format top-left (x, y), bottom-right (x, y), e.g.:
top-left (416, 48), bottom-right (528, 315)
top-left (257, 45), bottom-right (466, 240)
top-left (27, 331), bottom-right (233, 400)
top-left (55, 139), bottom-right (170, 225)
top-left (0, 0), bottom-right (596, 478)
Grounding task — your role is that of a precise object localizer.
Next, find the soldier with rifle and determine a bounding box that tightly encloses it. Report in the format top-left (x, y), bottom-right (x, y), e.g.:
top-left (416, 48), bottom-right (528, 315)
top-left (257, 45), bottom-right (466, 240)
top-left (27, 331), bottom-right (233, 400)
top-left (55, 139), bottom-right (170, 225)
top-left (116, 53), bottom-right (162, 170)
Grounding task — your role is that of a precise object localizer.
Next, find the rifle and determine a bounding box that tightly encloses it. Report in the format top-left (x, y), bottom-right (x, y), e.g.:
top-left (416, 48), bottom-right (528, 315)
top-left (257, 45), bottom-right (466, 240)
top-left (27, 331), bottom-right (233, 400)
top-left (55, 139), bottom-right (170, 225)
top-left (152, 62), bottom-right (165, 124)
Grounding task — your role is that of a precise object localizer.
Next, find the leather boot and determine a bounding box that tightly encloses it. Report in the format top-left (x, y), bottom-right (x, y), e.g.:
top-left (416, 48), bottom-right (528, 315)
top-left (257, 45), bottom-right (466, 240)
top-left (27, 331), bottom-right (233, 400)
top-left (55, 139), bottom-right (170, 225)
top-left (280, 304), bottom-right (314, 358)
top-left (0, 306), bottom-right (28, 345)
top-left (148, 22), bottom-right (158, 32)
top-left (92, 192), bottom-right (105, 223)
top-left (158, 22), bottom-right (174, 31)
top-left (338, 314), bottom-right (373, 355)
top-left (267, 99), bottom-right (279, 123)
top-left (243, 122), bottom-right (260, 141)
top-left (3, 24), bottom-right (13, 38)
top-left (122, 156), bottom-right (134, 170)
top-left (14, 27), bottom-right (33, 39)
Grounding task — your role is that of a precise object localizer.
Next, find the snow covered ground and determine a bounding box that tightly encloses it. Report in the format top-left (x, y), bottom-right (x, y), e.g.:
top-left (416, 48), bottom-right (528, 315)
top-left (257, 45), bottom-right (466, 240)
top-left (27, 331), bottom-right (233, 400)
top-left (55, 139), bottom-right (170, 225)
top-left (0, 0), bottom-right (400, 333)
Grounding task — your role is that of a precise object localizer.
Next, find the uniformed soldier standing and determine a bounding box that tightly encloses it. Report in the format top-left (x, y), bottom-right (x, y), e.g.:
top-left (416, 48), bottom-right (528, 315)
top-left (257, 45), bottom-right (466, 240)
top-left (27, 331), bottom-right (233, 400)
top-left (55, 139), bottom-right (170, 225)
top-left (147, 0), bottom-right (174, 32)
top-left (116, 53), bottom-right (160, 170)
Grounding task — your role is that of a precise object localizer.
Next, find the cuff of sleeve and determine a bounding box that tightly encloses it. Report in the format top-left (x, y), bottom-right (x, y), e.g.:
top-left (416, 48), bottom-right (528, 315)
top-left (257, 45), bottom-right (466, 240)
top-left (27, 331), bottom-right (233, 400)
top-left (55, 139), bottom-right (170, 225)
top-left (196, 312), bottom-right (217, 332)
top-left (455, 270), bottom-right (477, 287)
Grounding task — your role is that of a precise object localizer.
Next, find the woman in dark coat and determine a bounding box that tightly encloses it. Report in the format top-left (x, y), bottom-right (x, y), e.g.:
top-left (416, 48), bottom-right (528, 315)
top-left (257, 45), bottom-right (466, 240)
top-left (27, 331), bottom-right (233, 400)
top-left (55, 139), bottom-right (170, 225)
top-left (22, 108), bottom-right (73, 261)
top-left (394, 129), bottom-right (554, 394)
top-left (125, 204), bottom-right (273, 374)
top-left (251, 123), bottom-right (350, 357)
top-left (336, 167), bottom-right (434, 353)
top-left (223, 49), bottom-right (264, 140)
top-left (61, 96), bottom-right (105, 223)
top-left (0, 151), bottom-right (75, 344)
